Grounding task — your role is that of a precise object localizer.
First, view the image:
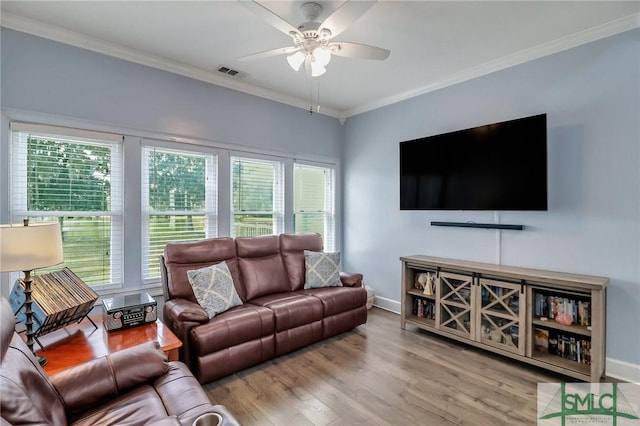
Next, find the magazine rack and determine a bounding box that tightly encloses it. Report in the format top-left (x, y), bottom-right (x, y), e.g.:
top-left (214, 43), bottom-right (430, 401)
top-left (9, 267), bottom-right (98, 349)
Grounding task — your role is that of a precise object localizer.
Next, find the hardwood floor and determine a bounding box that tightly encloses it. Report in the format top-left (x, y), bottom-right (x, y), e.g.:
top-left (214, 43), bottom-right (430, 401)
top-left (204, 307), bottom-right (570, 425)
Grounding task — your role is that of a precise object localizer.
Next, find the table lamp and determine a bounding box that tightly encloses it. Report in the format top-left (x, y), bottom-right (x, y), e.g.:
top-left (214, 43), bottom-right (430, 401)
top-left (0, 220), bottom-right (64, 366)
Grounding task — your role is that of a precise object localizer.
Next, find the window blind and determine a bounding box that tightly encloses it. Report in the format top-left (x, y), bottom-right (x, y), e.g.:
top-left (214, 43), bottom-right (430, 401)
top-left (142, 145), bottom-right (217, 281)
top-left (231, 156), bottom-right (284, 237)
top-left (294, 163), bottom-right (335, 251)
top-left (10, 123), bottom-right (123, 291)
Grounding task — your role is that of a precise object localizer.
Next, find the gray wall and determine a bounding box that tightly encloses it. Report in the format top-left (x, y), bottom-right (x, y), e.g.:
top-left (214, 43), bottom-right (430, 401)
top-left (0, 28), bottom-right (341, 157)
top-left (0, 28), bottom-right (343, 297)
top-left (342, 28), bottom-right (640, 373)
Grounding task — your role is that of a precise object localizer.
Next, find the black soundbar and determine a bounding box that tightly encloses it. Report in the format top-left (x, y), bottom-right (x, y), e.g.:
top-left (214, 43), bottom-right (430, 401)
top-left (430, 221), bottom-right (524, 230)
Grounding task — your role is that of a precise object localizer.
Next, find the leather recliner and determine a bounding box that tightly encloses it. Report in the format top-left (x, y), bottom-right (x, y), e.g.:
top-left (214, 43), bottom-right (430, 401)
top-left (161, 233), bottom-right (367, 385)
top-left (0, 297), bottom-right (240, 426)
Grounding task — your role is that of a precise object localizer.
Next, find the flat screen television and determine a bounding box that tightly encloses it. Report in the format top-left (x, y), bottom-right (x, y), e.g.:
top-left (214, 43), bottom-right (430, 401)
top-left (400, 114), bottom-right (547, 211)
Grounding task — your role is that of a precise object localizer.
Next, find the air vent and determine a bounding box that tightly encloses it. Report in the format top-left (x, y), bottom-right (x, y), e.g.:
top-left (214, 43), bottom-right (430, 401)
top-left (217, 66), bottom-right (243, 77)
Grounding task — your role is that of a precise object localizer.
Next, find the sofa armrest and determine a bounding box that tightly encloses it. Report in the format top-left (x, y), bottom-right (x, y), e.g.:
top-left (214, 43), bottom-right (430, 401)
top-left (165, 298), bottom-right (209, 324)
top-left (340, 271), bottom-right (363, 287)
top-left (163, 299), bottom-right (209, 370)
top-left (148, 417), bottom-right (181, 426)
top-left (50, 341), bottom-right (169, 413)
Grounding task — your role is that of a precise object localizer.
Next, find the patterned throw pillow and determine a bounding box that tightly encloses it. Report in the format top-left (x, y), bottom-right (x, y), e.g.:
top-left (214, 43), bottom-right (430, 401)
top-left (187, 261), bottom-right (242, 318)
top-left (304, 250), bottom-right (342, 289)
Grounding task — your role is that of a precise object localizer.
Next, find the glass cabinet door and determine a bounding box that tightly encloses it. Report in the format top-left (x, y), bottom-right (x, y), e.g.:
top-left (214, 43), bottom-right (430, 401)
top-left (477, 278), bottom-right (526, 355)
top-left (436, 272), bottom-right (474, 339)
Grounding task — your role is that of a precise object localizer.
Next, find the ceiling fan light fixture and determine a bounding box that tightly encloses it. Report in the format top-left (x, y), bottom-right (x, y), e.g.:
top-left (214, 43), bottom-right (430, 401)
top-left (310, 62), bottom-right (327, 77)
top-left (312, 47), bottom-right (331, 67)
top-left (240, 0), bottom-right (390, 81)
top-left (287, 51), bottom-right (306, 71)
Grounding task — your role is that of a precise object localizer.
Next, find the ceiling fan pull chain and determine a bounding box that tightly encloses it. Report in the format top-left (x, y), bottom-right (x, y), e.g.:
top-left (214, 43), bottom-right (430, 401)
top-left (309, 80), bottom-right (314, 114)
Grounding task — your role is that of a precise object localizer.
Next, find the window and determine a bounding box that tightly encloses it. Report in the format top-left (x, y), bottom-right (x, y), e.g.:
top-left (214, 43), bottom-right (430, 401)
top-left (231, 156), bottom-right (284, 237)
top-left (142, 145), bottom-right (217, 281)
top-left (10, 123), bottom-right (123, 290)
top-left (294, 163), bottom-right (335, 251)
top-left (6, 122), bottom-right (341, 293)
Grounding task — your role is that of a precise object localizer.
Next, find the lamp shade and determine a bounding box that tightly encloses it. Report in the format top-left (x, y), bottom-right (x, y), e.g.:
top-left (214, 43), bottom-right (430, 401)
top-left (0, 222), bottom-right (64, 272)
top-left (312, 47), bottom-right (331, 67)
top-left (310, 62), bottom-right (327, 77)
top-left (287, 51), bottom-right (306, 71)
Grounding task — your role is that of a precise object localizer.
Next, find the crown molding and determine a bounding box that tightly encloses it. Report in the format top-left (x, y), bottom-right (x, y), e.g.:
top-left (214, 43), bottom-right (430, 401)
top-left (2, 11), bottom-right (638, 121)
top-left (0, 12), bottom-right (343, 119)
top-left (343, 12), bottom-right (640, 118)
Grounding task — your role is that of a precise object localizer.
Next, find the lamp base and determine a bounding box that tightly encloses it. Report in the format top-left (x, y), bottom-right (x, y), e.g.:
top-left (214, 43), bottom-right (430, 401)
top-left (37, 354), bottom-right (47, 367)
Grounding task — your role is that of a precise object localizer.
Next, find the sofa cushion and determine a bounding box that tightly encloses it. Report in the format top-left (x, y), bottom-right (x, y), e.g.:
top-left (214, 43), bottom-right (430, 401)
top-left (250, 293), bottom-right (323, 332)
top-left (304, 250), bottom-right (342, 289)
top-left (68, 385), bottom-right (169, 426)
top-left (236, 235), bottom-right (290, 300)
top-left (300, 286), bottom-right (368, 317)
top-left (51, 341), bottom-right (169, 413)
top-left (164, 238), bottom-right (246, 302)
top-left (190, 304), bottom-right (274, 355)
top-left (187, 261), bottom-right (243, 318)
top-left (280, 233), bottom-right (323, 291)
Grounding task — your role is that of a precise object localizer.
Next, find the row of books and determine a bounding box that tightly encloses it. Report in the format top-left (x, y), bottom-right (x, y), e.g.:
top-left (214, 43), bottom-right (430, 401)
top-left (9, 268), bottom-right (98, 336)
top-left (533, 293), bottom-right (591, 326)
top-left (413, 298), bottom-right (435, 320)
top-left (534, 328), bottom-right (592, 365)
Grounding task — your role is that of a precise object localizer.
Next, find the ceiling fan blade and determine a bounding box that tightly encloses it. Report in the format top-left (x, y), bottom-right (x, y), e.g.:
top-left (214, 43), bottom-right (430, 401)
top-left (318, 1), bottom-right (376, 39)
top-left (329, 42), bottom-right (390, 60)
top-left (238, 0), bottom-right (303, 38)
top-left (238, 46), bottom-right (301, 61)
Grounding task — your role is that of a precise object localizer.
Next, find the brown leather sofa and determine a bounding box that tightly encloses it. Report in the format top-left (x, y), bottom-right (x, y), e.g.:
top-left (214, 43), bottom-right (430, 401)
top-left (0, 297), bottom-right (240, 426)
top-left (161, 233), bottom-right (367, 384)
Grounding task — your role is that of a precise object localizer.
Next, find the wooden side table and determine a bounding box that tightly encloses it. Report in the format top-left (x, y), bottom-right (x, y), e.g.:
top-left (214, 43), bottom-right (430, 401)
top-left (35, 316), bottom-right (181, 375)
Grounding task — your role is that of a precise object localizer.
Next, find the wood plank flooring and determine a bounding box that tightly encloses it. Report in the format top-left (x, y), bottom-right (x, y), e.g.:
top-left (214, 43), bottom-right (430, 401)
top-left (203, 308), bottom-right (575, 425)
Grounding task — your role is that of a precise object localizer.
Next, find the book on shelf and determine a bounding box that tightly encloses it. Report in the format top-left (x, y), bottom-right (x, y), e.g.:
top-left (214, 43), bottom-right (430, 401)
top-left (548, 330), bottom-right (558, 355)
top-left (412, 297), bottom-right (435, 320)
top-left (534, 292), bottom-right (590, 326)
top-left (536, 327), bottom-right (591, 365)
top-left (534, 328), bottom-right (549, 352)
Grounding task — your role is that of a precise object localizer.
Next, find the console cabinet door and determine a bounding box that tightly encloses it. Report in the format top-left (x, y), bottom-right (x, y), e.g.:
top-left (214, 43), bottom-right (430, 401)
top-left (436, 272), bottom-right (475, 339)
top-left (476, 278), bottom-right (526, 356)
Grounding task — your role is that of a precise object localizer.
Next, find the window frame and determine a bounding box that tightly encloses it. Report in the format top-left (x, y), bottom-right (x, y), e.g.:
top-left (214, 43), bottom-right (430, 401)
top-left (9, 122), bottom-right (124, 292)
top-left (230, 153), bottom-right (285, 238)
top-left (141, 141), bottom-right (218, 284)
top-left (293, 161), bottom-right (336, 251)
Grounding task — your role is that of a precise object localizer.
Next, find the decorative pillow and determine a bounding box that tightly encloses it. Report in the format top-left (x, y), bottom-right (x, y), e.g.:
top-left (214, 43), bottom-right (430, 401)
top-left (187, 261), bottom-right (242, 318)
top-left (304, 250), bottom-right (342, 289)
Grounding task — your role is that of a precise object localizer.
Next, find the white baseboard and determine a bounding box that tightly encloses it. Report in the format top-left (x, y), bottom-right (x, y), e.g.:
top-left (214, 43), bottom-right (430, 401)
top-left (606, 357), bottom-right (640, 383)
top-left (372, 296), bottom-right (400, 314)
top-left (371, 297), bottom-right (640, 383)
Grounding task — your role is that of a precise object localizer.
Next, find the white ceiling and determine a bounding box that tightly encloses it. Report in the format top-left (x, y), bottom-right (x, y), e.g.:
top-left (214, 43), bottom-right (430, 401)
top-left (2, 1), bottom-right (639, 118)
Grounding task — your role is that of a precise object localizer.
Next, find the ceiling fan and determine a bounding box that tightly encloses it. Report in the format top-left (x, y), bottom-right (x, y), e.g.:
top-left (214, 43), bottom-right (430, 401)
top-left (238, 0), bottom-right (390, 77)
